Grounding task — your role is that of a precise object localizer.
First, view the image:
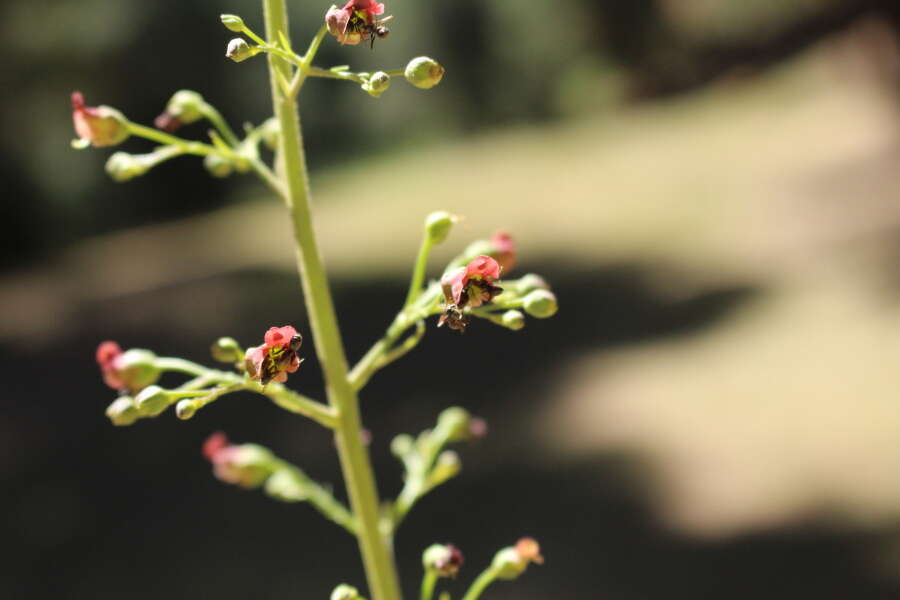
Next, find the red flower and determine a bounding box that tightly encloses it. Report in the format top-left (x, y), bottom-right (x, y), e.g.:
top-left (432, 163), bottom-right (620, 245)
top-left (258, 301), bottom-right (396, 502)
top-left (326, 0), bottom-right (388, 46)
top-left (439, 256), bottom-right (504, 332)
top-left (96, 341), bottom-right (126, 390)
top-left (491, 231), bottom-right (516, 273)
top-left (244, 326), bottom-right (304, 385)
top-left (71, 92), bottom-right (129, 147)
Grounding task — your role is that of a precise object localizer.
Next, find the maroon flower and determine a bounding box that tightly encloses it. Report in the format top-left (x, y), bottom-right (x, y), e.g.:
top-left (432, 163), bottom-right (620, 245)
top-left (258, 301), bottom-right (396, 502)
top-left (326, 0), bottom-right (389, 46)
top-left (244, 325), bottom-right (304, 385)
top-left (491, 231), bottom-right (516, 273)
top-left (96, 341), bottom-right (160, 393)
top-left (438, 256), bottom-right (504, 332)
top-left (96, 341), bottom-right (126, 390)
top-left (71, 92), bottom-right (129, 147)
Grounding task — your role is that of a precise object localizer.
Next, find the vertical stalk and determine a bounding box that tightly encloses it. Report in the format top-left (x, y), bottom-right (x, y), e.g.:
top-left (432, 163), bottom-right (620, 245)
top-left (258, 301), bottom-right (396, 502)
top-left (261, 1), bottom-right (403, 599)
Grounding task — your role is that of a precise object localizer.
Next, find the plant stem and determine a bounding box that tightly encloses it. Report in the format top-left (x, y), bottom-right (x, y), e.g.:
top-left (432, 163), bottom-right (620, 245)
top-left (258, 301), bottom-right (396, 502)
top-left (404, 236), bottom-right (434, 307)
top-left (420, 571), bottom-right (438, 600)
top-left (460, 568), bottom-right (499, 600)
top-left (261, 2), bottom-right (402, 599)
top-left (199, 104), bottom-right (241, 146)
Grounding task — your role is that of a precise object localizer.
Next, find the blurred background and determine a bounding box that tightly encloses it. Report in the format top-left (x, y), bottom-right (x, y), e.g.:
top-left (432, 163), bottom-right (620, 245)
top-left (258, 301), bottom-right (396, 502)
top-left (3, 0), bottom-right (900, 598)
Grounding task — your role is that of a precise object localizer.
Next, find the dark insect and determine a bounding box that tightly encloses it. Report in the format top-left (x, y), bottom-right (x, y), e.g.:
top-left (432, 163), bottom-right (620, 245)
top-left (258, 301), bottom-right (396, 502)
top-left (347, 12), bottom-right (393, 49)
top-left (438, 306), bottom-right (470, 333)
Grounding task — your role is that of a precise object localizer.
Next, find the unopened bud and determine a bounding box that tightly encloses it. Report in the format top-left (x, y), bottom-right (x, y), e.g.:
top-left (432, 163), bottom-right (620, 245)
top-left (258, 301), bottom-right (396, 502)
top-left (105, 396), bottom-right (140, 426)
top-left (175, 399), bottom-right (197, 420)
top-left (428, 450), bottom-right (461, 486)
top-left (134, 385), bottom-right (170, 416)
top-left (116, 349), bottom-right (161, 391)
top-left (501, 310), bottom-right (526, 331)
top-left (362, 72), bottom-right (391, 98)
top-left (226, 38), bottom-right (258, 63)
top-left (160, 90), bottom-right (206, 128)
top-left (331, 584), bottom-right (362, 600)
top-left (492, 538), bottom-right (544, 580)
top-left (210, 337), bottom-right (242, 363)
top-left (204, 153), bottom-right (233, 178)
top-left (220, 14), bottom-right (245, 32)
top-left (425, 211), bottom-right (456, 245)
top-left (71, 92), bottom-right (130, 148)
top-left (390, 433), bottom-right (415, 458)
top-left (405, 57), bottom-right (445, 89)
top-left (516, 274), bottom-right (549, 294)
top-left (105, 152), bottom-right (150, 182)
top-left (522, 290), bottom-right (558, 319)
top-left (437, 407), bottom-right (472, 441)
top-left (264, 468), bottom-right (308, 502)
top-left (423, 544), bottom-right (464, 578)
top-left (259, 117), bottom-right (280, 150)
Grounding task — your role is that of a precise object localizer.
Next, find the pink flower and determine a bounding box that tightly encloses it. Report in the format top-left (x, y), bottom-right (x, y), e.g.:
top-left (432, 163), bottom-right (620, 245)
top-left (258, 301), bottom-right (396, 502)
top-left (96, 341), bottom-right (126, 390)
top-left (326, 0), bottom-right (388, 46)
top-left (491, 231), bottom-right (516, 273)
top-left (202, 432), bottom-right (271, 489)
top-left (439, 256), bottom-right (504, 332)
top-left (71, 92), bottom-right (129, 147)
top-left (244, 325), bottom-right (304, 385)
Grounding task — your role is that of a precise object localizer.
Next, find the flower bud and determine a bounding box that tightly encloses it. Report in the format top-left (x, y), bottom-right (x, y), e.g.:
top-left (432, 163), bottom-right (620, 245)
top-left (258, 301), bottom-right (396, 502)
top-left (515, 274), bottom-right (549, 294)
top-left (71, 92), bottom-right (130, 148)
top-left (331, 584), bottom-right (362, 600)
top-left (175, 399), bottom-right (197, 420)
top-left (264, 468), bottom-right (308, 502)
top-left (105, 152), bottom-right (150, 182)
top-left (522, 290), bottom-right (558, 319)
top-left (155, 90), bottom-right (206, 132)
top-left (204, 153), bottom-right (233, 178)
top-left (491, 538), bottom-right (544, 580)
top-left (428, 450), bottom-right (461, 487)
top-left (220, 14), bottom-right (245, 32)
top-left (362, 71), bottom-right (391, 98)
top-left (423, 544), bottom-right (464, 578)
top-left (437, 407), bottom-right (472, 441)
top-left (226, 38), bottom-right (258, 63)
top-left (134, 385), bottom-right (170, 416)
top-left (105, 396), bottom-right (140, 426)
top-left (404, 57), bottom-right (445, 89)
top-left (210, 337), bottom-right (243, 363)
top-left (115, 348), bottom-right (162, 392)
top-left (501, 310), bottom-right (526, 331)
top-left (425, 211), bottom-right (456, 245)
top-left (390, 433), bottom-right (415, 458)
top-left (259, 117), bottom-right (280, 150)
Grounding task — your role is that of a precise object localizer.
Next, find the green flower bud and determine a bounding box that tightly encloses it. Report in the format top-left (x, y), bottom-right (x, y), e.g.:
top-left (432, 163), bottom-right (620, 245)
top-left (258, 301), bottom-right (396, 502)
top-left (220, 14), bottom-right (245, 32)
top-left (390, 433), bottom-right (415, 458)
top-left (522, 290), bottom-right (558, 319)
top-left (258, 117), bottom-right (280, 150)
top-left (362, 71), bottom-right (391, 98)
top-left (491, 538), bottom-right (544, 580)
top-left (516, 274), bottom-right (549, 294)
top-left (264, 468), bottom-right (308, 502)
top-left (423, 544), bottom-right (464, 577)
top-left (116, 349), bottom-right (161, 392)
top-left (226, 38), bottom-right (258, 63)
top-left (331, 584), bottom-right (362, 600)
top-left (134, 385), bottom-right (170, 417)
top-left (428, 450), bottom-right (461, 487)
top-left (501, 310), bottom-right (526, 331)
top-left (437, 407), bottom-right (471, 441)
top-left (175, 399), bottom-right (197, 420)
top-left (425, 211), bottom-right (456, 245)
top-left (105, 396), bottom-right (140, 426)
top-left (405, 57), bottom-right (445, 89)
top-left (105, 152), bottom-right (150, 182)
top-left (210, 337), bottom-right (243, 363)
top-left (164, 90), bottom-right (206, 125)
top-left (204, 153), bottom-right (233, 178)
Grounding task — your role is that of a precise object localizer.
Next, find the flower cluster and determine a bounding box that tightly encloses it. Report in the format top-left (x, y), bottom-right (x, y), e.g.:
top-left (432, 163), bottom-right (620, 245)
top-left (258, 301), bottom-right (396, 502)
top-left (244, 325), bottom-right (304, 385)
top-left (439, 255), bottom-right (504, 332)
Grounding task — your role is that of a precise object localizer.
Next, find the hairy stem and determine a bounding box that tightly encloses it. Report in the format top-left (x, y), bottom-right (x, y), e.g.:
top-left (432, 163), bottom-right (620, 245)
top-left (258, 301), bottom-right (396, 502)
top-left (261, 1), bottom-right (403, 599)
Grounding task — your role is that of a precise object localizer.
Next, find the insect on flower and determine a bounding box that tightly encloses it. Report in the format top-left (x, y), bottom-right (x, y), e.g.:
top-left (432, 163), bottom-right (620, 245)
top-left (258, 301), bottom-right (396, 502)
top-left (244, 326), bottom-right (304, 385)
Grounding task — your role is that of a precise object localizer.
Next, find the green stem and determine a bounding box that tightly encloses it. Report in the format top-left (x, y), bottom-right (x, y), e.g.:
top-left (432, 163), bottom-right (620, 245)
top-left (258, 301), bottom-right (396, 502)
top-left (420, 571), bottom-right (438, 600)
top-left (155, 357), bottom-right (208, 377)
top-left (261, 2), bottom-right (402, 599)
top-left (270, 459), bottom-right (357, 534)
top-left (199, 104), bottom-right (241, 147)
top-left (461, 568), bottom-right (499, 600)
top-left (125, 122), bottom-right (216, 155)
top-left (404, 236), bottom-right (434, 307)
top-left (308, 65), bottom-right (365, 84)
